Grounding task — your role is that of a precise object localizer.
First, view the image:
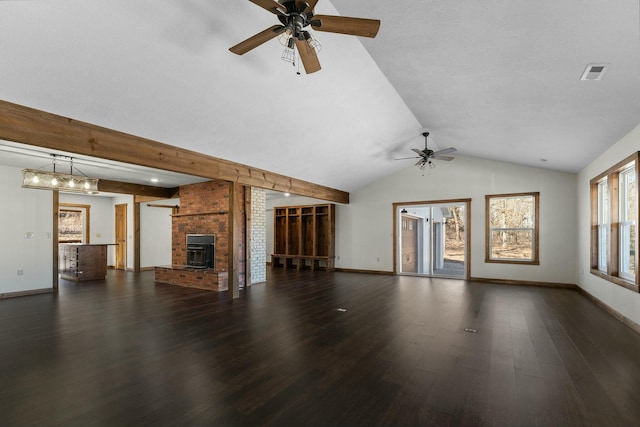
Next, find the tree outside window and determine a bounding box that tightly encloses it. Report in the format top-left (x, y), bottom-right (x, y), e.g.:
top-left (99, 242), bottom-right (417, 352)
top-left (485, 192), bottom-right (539, 264)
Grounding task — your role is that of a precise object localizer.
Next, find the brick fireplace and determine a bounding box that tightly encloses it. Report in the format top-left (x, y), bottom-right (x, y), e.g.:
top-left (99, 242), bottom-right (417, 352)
top-left (154, 180), bottom-right (245, 292)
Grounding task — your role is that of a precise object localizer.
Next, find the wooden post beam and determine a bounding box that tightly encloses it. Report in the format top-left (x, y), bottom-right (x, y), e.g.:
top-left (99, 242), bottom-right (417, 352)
top-left (0, 100), bottom-right (349, 204)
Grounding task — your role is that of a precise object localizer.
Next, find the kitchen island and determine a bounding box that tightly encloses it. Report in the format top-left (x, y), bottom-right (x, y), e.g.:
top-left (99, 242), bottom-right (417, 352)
top-left (59, 244), bottom-right (115, 281)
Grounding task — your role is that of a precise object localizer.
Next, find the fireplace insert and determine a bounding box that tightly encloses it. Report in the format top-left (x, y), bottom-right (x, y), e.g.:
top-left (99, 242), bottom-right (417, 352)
top-left (186, 234), bottom-right (215, 269)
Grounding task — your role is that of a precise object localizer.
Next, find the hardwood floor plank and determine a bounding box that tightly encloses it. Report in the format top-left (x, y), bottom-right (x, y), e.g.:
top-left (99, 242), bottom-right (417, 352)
top-left (1, 270), bottom-right (640, 426)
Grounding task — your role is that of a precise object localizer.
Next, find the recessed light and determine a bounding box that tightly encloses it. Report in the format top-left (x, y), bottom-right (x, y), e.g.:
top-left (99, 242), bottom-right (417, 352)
top-left (150, 178), bottom-right (159, 183)
top-left (284, 193), bottom-right (290, 197)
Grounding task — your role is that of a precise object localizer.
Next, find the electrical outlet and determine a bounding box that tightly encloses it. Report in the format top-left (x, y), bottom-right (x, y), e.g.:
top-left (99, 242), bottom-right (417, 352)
top-left (45, 232), bottom-right (51, 239)
top-left (25, 232), bottom-right (34, 239)
top-left (17, 269), bottom-right (23, 276)
top-left (96, 233), bottom-right (102, 238)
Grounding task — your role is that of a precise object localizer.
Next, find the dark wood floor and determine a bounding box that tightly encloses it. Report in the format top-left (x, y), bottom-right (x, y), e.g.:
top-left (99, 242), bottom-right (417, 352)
top-left (1, 270), bottom-right (640, 426)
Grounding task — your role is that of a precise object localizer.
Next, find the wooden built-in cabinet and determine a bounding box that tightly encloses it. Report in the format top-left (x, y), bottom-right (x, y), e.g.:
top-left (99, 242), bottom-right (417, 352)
top-left (272, 203), bottom-right (335, 271)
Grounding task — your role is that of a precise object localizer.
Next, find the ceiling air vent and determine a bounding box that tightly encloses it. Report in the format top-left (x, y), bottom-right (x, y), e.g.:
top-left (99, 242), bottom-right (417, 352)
top-left (581, 63), bottom-right (608, 81)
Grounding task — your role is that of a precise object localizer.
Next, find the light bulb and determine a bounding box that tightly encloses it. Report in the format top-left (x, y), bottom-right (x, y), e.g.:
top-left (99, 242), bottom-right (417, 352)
top-left (278, 27), bottom-right (293, 46)
top-left (32, 175), bottom-right (39, 184)
top-left (68, 180), bottom-right (75, 188)
top-left (51, 178), bottom-right (58, 186)
top-left (84, 181), bottom-right (90, 190)
top-left (303, 33), bottom-right (321, 54)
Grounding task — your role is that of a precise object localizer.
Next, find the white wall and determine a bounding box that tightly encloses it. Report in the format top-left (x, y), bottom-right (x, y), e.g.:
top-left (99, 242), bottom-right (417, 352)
top-left (140, 198), bottom-right (177, 268)
top-left (59, 193), bottom-right (116, 265)
top-left (0, 165), bottom-right (53, 293)
top-left (577, 122), bottom-right (640, 326)
top-left (339, 155), bottom-right (577, 283)
top-left (266, 156), bottom-right (577, 284)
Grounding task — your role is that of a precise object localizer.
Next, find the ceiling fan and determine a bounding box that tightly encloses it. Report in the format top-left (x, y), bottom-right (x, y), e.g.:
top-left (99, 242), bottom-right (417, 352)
top-left (229, 0), bottom-right (380, 74)
top-left (395, 132), bottom-right (457, 169)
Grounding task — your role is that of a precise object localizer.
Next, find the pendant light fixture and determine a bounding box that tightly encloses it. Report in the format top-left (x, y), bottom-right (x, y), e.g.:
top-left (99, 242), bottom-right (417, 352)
top-left (21, 155), bottom-right (99, 194)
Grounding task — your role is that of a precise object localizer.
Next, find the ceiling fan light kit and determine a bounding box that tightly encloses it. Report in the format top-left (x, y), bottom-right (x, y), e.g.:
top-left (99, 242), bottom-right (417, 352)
top-left (230, 0), bottom-right (380, 74)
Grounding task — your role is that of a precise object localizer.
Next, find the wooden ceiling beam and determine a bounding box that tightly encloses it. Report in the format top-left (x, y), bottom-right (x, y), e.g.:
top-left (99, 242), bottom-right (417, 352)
top-left (98, 179), bottom-right (179, 199)
top-left (0, 100), bottom-right (350, 204)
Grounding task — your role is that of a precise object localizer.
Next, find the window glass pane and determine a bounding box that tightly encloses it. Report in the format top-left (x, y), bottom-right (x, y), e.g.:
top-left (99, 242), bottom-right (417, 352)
top-left (59, 210), bottom-right (84, 243)
top-left (598, 180), bottom-right (608, 224)
top-left (597, 179), bottom-right (609, 272)
top-left (490, 229), bottom-right (533, 260)
top-left (620, 167), bottom-right (636, 280)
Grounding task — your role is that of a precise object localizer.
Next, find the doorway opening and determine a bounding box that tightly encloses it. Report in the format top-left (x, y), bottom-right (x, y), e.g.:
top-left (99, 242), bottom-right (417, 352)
top-left (394, 199), bottom-right (470, 279)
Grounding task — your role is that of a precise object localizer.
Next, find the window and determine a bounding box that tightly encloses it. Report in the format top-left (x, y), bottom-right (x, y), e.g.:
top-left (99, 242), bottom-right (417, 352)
top-left (485, 192), bottom-right (539, 264)
top-left (59, 204), bottom-right (90, 244)
top-left (590, 152), bottom-right (639, 292)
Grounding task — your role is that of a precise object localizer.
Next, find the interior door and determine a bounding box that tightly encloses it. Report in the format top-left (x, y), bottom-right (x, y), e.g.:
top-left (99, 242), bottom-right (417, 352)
top-left (401, 215), bottom-right (419, 273)
top-left (115, 203), bottom-right (127, 270)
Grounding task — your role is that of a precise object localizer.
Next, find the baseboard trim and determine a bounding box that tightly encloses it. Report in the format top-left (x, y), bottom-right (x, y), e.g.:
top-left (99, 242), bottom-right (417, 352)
top-left (469, 276), bottom-right (577, 289)
top-left (0, 288), bottom-right (54, 299)
top-left (140, 267), bottom-right (155, 272)
top-left (576, 287), bottom-right (640, 335)
top-left (335, 268), bottom-right (394, 275)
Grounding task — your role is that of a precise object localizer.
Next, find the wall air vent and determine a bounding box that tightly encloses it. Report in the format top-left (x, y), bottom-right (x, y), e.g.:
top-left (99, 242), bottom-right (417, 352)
top-left (581, 63), bottom-right (608, 81)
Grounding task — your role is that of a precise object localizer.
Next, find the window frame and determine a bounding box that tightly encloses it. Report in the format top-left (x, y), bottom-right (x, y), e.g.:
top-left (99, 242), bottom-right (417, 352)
top-left (590, 152), bottom-right (640, 292)
top-left (485, 192), bottom-right (540, 265)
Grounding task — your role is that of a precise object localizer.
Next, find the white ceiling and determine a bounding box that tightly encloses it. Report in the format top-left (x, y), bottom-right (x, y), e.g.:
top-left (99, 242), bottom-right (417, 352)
top-left (0, 0), bottom-right (638, 193)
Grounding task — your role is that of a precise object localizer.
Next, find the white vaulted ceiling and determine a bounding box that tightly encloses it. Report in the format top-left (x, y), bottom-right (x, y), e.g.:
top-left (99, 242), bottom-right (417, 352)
top-left (0, 0), bottom-right (638, 192)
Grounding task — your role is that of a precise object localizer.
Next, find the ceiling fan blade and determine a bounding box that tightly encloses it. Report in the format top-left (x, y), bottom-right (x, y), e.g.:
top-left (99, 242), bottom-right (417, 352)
top-left (295, 38), bottom-right (321, 74)
top-left (411, 148), bottom-right (424, 156)
top-left (229, 25), bottom-right (286, 55)
top-left (415, 159), bottom-right (426, 167)
top-left (311, 15), bottom-right (381, 38)
top-left (249, 0), bottom-right (287, 14)
top-left (432, 147), bottom-right (457, 156)
top-left (432, 155), bottom-right (455, 161)
top-left (394, 156), bottom-right (421, 161)
top-left (295, 0), bottom-right (318, 12)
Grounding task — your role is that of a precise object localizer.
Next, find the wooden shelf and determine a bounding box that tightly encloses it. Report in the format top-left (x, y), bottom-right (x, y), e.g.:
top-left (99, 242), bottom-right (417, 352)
top-left (272, 203), bottom-right (335, 271)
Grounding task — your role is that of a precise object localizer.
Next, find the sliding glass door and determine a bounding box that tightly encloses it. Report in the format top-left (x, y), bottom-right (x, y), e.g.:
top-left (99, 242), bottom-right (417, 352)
top-left (395, 200), bottom-right (469, 279)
